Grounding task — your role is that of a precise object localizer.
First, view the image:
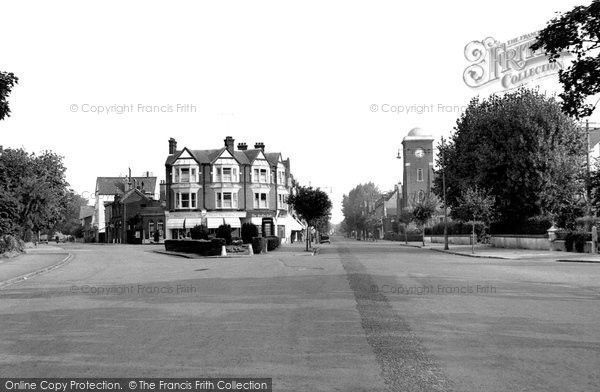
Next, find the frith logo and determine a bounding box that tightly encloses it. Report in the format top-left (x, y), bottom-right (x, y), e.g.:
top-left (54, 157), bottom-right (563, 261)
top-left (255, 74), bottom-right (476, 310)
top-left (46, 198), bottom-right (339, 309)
top-left (463, 31), bottom-right (569, 90)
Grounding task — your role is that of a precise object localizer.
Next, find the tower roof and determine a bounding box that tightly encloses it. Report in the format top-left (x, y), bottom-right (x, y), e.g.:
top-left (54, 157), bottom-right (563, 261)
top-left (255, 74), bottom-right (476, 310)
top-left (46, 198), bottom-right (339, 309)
top-left (403, 127), bottom-right (435, 142)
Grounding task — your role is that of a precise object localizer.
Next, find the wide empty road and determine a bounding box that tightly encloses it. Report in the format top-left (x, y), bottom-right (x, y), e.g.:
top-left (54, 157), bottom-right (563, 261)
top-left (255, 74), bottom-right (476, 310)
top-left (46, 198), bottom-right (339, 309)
top-left (0, 239), bottom-right (599, 391)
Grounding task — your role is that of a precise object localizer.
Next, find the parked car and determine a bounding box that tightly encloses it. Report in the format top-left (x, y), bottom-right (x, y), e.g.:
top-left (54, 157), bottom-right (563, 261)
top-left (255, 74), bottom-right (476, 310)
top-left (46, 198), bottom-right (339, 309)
top-left (319, 234), bottom-right (330, 244)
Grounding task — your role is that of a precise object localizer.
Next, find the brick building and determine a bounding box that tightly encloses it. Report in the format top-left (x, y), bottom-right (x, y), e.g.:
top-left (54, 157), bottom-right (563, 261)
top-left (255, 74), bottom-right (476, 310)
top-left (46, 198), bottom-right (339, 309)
top-left (164, 136), bottom-right (304, 241)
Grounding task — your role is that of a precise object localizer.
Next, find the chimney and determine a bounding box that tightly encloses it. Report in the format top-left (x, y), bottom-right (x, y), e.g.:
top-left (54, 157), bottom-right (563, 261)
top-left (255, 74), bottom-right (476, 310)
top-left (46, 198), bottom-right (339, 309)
top-left (237, 142), bottom-right (248, 151)
top-left (224, 136), bottom-right (235, 152)
top-left (159, 180), bottom-right (166, 203)
top-left (254, 142), bottom-right (265, 151)
top-left (168, 138), bottom-right (177, 154)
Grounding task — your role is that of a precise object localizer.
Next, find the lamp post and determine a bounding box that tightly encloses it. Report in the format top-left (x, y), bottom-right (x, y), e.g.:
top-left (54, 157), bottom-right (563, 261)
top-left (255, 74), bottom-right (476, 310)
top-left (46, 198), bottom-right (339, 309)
top-left (441, 137), bottom-right (449, 250)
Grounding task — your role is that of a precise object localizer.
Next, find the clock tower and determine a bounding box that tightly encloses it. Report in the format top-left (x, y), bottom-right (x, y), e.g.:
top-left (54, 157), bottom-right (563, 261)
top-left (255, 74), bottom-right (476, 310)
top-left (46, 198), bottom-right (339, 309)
top-left (401, 127), bottom-right (435, 211)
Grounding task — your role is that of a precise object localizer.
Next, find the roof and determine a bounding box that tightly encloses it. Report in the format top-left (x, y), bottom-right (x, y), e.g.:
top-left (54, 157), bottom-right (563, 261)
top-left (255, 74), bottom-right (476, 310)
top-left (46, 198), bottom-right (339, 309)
top-left (79, 205), bottom-right (95, 220)
top-left (403, 127), bottom-right (435, 142)
top-left (165, 146), bottom-right (282, 166)
top-left (96, 176), bottom-right (157, 196)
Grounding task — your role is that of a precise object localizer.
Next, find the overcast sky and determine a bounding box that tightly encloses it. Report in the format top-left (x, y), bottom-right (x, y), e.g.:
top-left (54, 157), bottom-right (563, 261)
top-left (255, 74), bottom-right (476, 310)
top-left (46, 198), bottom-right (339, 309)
top-left (1, 0), bottom-right (597, 223)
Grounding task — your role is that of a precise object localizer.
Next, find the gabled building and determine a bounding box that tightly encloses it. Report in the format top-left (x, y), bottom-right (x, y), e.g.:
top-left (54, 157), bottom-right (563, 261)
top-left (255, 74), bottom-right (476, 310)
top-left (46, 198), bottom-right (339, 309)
top-left (78, 205), bottom-right (95, 242)
top-left (105, 188), bottom-right (165, 244)
top-left (93, 171), bottom-right (157, 242)
top-left (164, 136), bottom-right (304, 241)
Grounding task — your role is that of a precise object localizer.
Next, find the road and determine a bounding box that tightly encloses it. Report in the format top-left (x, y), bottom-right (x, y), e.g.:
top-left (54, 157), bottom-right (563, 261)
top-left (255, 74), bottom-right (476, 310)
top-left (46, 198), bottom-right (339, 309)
top-left (0, 239), bottom-right (599, 391)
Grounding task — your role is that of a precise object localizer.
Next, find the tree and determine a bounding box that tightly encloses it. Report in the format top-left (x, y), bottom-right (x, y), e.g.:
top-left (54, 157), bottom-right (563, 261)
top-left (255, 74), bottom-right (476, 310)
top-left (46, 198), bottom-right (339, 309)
top-left (190, 224), bottom-right (209, 240)
top-left (241, 222), bottom-right (259, 244)
top-left (52, 190), bottom-right (89, 236)
top-left (452, 187), bottom-right (495, 253)
top-left (216, 224), bottom-right (232, 245)
top-left (432, 88), bottom-right (586, 229)
top-left (0, 148), bottom-right (70, 240)
top-left (410, 192), bottom-right (438, 245)
top-left (0, 71), bottom-right (18, 121)
top-left (531, 1), bottom-right (600, 118)
top-left (287, 186), bottom-right (332, 251)
top-left (341, 182), bottom-right (381, 239)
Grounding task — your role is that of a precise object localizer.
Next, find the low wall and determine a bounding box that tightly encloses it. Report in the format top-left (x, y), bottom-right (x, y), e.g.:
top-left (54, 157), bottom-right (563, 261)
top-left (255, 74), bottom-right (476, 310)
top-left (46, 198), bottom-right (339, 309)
top-left (491, 235), bottom-right (548, 250)
top-left (427, 235), bottom-right (473, 245)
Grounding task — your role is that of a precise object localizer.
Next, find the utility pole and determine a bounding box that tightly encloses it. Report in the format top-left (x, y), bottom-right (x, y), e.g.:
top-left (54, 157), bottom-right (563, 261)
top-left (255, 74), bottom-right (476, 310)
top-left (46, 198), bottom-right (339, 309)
top-left (441, 137), bottom-right (449, 250)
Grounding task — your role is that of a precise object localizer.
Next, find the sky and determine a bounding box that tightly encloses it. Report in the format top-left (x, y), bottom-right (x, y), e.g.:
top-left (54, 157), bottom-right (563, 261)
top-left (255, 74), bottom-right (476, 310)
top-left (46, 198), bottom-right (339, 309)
top-left (1, 0), bottom-right (598, 223)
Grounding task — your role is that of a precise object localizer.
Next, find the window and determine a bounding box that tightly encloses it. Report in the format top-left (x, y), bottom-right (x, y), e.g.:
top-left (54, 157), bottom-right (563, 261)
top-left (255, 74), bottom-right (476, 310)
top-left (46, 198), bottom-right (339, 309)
top-left (157, 221), bottom-right (164, 237)
top-left (180, 168), bottom-right (190, 183)
top-left (215, 166), bottom-right (238, 182)
top-left (278, 194), bottom-right (287, 209)
top-left (149, 221), bottom-right (155, 235)
top-left (417, 168), bottom-right (424, 182)
top-left (278, 171), bottom-right (285, 184)
top-left (216, 192), bottom-right (238, 208)
top-left (176, 192), bottom-right (197, 209)
top-left (253, 168), bottom-right (268, 183)
top-left (254, 192), bottom-right (268, 209)
top-left (173, 166), bottom-right (198, 183)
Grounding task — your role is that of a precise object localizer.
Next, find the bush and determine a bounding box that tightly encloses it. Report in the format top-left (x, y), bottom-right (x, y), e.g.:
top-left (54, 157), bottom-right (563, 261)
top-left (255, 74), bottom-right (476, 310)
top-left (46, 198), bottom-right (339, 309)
top-left (0, 234), bottom-right (24, 255)
top-left (252, 236), bottom-right (266, 254)
top-left (216, 224), bottom-right (232, 245)
top-left (190, 225), bottom-right (209, 240)
top-left (490, 216), bottom-right (552, 235)
top-left (429, 221), bottom-right (486, 237)
top-left (266, 236), bottom-right (281, 251)
top-left (241, 223), bottom-right (259, 244)
top-left (565, 231), bottom-right (589, 253)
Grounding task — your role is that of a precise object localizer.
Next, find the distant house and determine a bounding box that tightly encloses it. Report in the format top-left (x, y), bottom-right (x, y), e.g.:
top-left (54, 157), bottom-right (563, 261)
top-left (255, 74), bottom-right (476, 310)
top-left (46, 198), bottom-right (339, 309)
top-left (164, 136), bottom-right (304, 241)
top-left (105, 188), bottom-right (165, 244)
top-left (79, 205), bottom-right (95, 242)
top-left (93, 171), bottom-right (158, 242)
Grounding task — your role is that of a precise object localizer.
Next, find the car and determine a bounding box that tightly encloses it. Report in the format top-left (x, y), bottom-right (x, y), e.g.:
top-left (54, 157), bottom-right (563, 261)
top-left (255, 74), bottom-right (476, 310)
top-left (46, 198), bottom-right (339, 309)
top-left (319, 234), bottom-right (330, 244)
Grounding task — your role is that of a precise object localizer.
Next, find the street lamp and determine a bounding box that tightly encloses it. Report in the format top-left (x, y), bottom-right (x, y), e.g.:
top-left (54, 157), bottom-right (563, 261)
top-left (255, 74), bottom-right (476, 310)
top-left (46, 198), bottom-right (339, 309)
top-left (441, 137), bottom-right (449, 250)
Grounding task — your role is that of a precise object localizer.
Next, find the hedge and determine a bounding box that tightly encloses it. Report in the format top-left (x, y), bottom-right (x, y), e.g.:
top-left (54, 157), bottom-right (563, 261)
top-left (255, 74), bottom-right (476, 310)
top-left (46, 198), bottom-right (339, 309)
top-left (266, 236), bottom-right (281, 251)
top-left (241, 223), bottom-right (259, 244)
top-left (490, 216), bottom-right (553, 235)
top-left (164, 238), bottom-right (226, 256)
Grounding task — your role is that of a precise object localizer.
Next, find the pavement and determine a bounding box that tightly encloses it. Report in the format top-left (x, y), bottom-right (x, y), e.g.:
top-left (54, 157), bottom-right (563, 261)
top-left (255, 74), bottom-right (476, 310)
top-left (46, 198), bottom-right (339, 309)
top-left (0, 244), bottom-right (71, 287)
top-left (392, 240), bottom-right (600, 262)
top-left (0, 239), bottom-right (598, 391)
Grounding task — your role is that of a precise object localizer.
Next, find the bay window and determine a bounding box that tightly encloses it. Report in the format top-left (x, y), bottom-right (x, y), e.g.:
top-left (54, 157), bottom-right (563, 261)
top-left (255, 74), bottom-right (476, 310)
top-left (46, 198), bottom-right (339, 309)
top-left (175, 192), bottom-right (197, 209)
top-left (253, 168), bottom-right (268, 183)
top-left (172, 166), bottom-right (198, 183)
top-left (254, 192), bottom-right (268, 209)
top-left (216, 192), bottom-right (238, 209)
top-left (215, 166), bottom-right (238, 183)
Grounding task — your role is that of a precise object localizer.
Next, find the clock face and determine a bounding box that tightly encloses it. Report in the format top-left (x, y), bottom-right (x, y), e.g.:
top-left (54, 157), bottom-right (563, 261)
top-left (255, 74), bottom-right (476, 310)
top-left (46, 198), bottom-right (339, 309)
top-left (414, 148), bottom-right (424, 158)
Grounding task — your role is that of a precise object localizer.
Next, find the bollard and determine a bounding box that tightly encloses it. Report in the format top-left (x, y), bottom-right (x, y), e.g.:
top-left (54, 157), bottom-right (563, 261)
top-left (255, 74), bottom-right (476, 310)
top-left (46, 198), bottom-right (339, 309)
top-left (221, 245), bottom-right (227, 257)
top-left (248, 243), bottom-right (254, 255)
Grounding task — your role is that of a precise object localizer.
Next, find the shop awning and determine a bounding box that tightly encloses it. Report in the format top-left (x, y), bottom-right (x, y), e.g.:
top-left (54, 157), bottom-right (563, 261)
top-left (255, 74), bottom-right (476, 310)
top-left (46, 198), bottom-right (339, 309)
top-left (224, 217), bottom-right (241, 228)
top-left (291, 217), bottom-right (305, 231)
top-left (167, 218), bottom-right (203, 229)
top-left (167, 219), bottom-right (185, 229)
top-left (206, 217), bottom-right (223, 229)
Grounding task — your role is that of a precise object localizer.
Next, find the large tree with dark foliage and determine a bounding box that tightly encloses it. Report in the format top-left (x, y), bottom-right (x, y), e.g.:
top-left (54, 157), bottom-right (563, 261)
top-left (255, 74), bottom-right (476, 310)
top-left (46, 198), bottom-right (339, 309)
top-left (0, 148), bottom-right (70, 240)
top-left (287, 186), bottom-right (332, 251)
top-left (0, 71), bottom-right (18, 121)
top-left (531, 0), bottom-right (600, 118)
top-left (341, 182), bottom-right (381, 239)
top-left (52, 190), bottom-right (89, 237)
top-left (433, 88), bottom-right (586, 228)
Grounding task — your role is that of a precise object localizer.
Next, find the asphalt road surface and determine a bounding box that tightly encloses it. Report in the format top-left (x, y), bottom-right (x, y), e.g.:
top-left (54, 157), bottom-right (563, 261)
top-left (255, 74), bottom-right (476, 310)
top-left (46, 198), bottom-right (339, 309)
top-left (0, 239), bottom-right (598, 391)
